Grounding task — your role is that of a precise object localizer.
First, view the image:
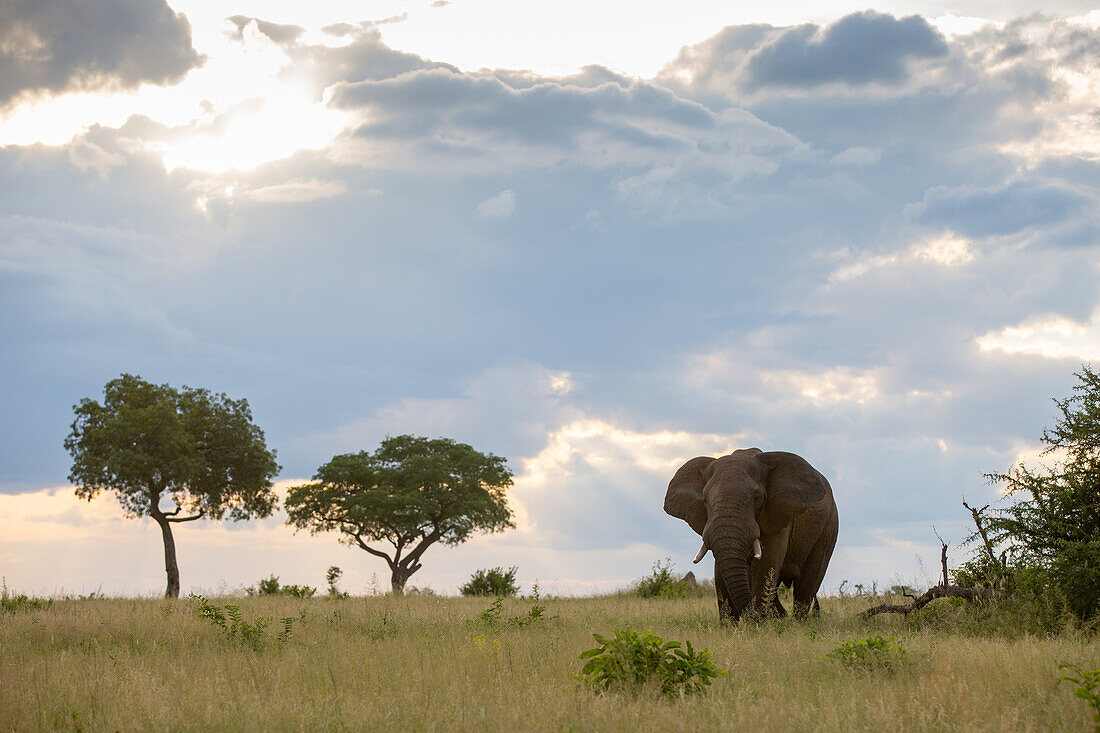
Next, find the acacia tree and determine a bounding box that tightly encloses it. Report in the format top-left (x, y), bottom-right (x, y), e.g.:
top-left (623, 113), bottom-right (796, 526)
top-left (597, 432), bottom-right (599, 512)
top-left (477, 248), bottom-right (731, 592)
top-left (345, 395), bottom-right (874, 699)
top-left (65, 374), bottom-right (280, 598)
top-left (285, 435), bottom-right (514, 594)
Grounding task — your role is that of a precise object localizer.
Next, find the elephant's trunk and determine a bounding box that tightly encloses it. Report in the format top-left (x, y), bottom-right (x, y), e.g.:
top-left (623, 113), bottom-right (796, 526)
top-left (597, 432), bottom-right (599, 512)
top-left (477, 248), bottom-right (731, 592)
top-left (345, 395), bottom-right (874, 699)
top-left (710, 522), bottom-right (754, 620)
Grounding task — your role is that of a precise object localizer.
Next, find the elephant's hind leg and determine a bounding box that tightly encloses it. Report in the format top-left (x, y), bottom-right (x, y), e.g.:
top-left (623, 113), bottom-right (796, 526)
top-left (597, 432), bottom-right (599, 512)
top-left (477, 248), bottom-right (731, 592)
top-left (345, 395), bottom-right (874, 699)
top-left (793, 532), bottom-right (836, 619)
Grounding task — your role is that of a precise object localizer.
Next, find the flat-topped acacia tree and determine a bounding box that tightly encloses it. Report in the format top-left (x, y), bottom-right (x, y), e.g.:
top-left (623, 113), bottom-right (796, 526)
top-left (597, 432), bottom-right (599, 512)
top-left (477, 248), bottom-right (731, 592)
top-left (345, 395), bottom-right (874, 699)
top-left (285, 435), bottom-right (514, 594)
top-left (65, 374), bottom-right (280, 598)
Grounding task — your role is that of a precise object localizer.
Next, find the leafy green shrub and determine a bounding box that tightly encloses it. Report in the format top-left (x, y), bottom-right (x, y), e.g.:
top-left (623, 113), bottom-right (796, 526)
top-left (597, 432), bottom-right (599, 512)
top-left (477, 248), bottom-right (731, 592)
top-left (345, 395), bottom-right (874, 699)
top-left (460, 566), bottom-right (519, 596)
top-left (577, 628), bottom-right (726, 697)
top-left (636, 559), bottom-right (686, 599)
top-left (824, 633), bottom-right (907, 670)
top-left (1060, 663), bottom-right (1100, 730)
top-left (1, 579), bottom-right (52, 613)
top-left (189, 593), bottom-right (293, 650)
top-left (472, 587), bottom-right (556, 628)
top-left (247, 575), bottom-right (317, 598)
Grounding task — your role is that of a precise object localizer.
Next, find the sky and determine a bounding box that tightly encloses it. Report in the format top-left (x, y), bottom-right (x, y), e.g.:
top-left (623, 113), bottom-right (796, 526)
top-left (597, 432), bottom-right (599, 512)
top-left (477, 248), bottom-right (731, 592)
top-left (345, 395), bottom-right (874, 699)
top-left (2, 0), bottom-right (1100, 598)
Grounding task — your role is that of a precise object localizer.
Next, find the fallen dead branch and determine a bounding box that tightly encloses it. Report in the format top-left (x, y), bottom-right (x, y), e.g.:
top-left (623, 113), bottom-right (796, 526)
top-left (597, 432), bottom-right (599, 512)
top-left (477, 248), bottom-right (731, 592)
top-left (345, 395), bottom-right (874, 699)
top-left (861, 584), bottom-right (1000, 617)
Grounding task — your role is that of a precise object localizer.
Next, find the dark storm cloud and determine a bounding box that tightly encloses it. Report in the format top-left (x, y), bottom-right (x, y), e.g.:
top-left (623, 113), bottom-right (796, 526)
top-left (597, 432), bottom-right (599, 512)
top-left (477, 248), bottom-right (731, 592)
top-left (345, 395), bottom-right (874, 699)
top-left (0, 0), bottom-right (202, 108)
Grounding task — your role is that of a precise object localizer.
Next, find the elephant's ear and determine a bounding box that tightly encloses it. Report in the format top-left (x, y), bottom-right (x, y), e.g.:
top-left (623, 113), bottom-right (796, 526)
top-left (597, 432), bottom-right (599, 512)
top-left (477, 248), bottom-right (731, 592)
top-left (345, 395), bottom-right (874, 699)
top-left (758, 451), bottom-right (828, 534)
top-left (664, 456), bottom-right (714, 537)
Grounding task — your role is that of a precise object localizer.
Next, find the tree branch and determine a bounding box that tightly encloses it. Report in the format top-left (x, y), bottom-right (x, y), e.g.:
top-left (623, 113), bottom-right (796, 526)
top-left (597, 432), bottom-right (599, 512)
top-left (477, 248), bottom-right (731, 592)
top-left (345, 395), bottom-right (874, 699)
top-left (167, 513), bottom-right (204, 523)
top-left (401, 526), bottom-right (443, 568)
top-left (353, 533), bottom-right (396, 568)
top-left (861, 585), bottom-right (999, 617)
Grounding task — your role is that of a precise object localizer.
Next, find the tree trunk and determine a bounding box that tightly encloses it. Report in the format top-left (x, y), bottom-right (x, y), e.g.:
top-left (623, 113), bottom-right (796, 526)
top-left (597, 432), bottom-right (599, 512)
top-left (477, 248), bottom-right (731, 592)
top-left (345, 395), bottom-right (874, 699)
top-left (391, 567), bottom-right (410, 595)
top-left (154, 515), bottom-right (181, 599)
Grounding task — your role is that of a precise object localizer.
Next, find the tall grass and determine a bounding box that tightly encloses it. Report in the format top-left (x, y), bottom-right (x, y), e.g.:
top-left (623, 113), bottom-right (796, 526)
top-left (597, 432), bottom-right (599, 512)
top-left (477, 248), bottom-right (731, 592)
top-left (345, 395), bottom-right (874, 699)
top-left (0, 591), bottom-right (1096, 731)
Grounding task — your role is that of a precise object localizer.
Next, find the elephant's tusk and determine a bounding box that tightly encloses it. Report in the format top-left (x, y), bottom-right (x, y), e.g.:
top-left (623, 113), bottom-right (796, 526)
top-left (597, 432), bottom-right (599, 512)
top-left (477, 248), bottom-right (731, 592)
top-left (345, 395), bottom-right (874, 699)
top-left (753, 538), bottom-right (762, 559)
top-left (693, 541), bottom-right (709, 564)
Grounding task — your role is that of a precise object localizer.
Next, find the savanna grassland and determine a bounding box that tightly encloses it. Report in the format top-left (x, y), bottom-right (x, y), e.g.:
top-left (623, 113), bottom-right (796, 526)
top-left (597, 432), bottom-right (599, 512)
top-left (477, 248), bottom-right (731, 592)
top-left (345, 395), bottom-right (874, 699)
top-left (1, 590), bottom-right (1096, 732)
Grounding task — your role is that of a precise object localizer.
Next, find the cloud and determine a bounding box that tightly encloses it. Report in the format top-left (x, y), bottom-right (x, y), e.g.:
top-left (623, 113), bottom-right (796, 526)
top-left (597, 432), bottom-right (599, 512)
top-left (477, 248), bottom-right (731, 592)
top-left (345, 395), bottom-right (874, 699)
top-left (225, 16), bottom-right (305, 46)
top-left (743, 12), bottom-right (948, 89)
top-left (830, 146), bottom-right (882, 166)
top-left (906, 179), bottom-right (1094, 240)
top-left (0, 0), bottom-right (203, 108)
top-left (656, 11), bottom-right (947, 103)
top-left (475, 189), bottom-right (515, 218)
top-left (231, 178), bottom-right (348, 204)
top-left (977, 310), bottom-right (1100, 360)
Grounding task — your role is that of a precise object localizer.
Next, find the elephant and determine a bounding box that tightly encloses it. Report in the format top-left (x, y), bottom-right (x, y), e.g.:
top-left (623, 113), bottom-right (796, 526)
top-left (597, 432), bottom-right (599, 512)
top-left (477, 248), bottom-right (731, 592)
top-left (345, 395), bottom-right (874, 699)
top-left (664, 448), bottom-right (838, 621)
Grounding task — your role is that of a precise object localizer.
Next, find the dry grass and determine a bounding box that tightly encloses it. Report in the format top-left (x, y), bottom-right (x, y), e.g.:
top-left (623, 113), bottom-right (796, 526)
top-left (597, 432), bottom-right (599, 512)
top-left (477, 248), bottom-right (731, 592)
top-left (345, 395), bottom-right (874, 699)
top-left (1, 591), bottom-right (1096, 731)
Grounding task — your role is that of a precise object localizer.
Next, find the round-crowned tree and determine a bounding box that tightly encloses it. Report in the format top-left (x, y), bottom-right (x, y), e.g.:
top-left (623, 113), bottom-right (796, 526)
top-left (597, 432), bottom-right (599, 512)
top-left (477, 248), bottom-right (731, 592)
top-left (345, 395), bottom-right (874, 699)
top-left (65, 374), bottom-right (280, 598)
top-left (285, 435), bottom-right (514, 594)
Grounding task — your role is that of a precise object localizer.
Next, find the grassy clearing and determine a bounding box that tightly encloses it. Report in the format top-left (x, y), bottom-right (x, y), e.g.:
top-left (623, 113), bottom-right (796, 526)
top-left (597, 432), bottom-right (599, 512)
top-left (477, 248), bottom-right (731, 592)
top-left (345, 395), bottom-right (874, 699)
top-left (1, 591), bottom-right (1096, 731)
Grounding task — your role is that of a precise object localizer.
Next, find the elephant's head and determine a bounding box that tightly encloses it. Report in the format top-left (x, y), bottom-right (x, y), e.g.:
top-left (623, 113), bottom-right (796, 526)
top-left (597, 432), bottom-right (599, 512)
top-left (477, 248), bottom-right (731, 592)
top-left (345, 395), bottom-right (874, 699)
top-left (663, 449), bottom-right (827, 620)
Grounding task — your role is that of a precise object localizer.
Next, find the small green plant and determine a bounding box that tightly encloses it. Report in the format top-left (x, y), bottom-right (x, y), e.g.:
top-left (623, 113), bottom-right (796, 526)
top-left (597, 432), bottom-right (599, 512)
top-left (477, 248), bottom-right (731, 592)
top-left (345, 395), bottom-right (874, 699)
top-left (1060, 663), bottom-right (1100, 730)
top-left (577, 628), bottom-right (726, 697)
top-left (824, 633), bottom-right (908, 670)
top-left (246, 575), bottom-right (317, 598)
top-left (461, 566), bottom-right (519, 596)
top-left (635, 559), bottom-right (686, 599)
top-left (189, 593), bottom-right (293, 650)
top-left (510, 584), bottom-right (555, 627)
top-left (1, 579), bottom-right (52, 613)
top-left (325, 566), bottom-right (349, 598)
top-left (475, 596), bottom-right (506, 626)
top-left (473, 587), bottom-right (557, 628)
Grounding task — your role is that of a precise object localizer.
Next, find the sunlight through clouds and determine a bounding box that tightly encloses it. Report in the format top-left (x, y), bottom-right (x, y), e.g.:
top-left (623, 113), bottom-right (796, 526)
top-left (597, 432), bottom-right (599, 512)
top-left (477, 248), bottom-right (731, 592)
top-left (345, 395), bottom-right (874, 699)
top-left (978, 311), bottom-right (1100, 361)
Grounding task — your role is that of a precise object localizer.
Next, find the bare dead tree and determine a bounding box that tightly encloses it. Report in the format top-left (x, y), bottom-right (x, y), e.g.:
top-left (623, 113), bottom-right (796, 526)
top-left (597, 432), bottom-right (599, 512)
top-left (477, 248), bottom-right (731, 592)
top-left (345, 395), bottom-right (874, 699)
top-left (932, 525), bottom-right (949, 587)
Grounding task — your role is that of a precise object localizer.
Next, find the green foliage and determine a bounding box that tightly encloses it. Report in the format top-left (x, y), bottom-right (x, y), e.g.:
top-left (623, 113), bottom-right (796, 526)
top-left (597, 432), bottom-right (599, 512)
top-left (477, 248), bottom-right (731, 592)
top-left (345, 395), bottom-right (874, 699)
top-left (577, 628), bottom-right (726, 697)
top-left (189, 593), bottom-right (293, 650)
top-left (471, 586), bottom-right (555, 628)
top-left (1, 579), bottom-right (52, 613)
top-left (636, 559), bottom-right (686, 599)
top-left (65, 374), bottom-right (280, 521)
top-left (982, 365), bottom-right (1100, 621)
top-left (285, 435), bottom-right (514, 592)
top-left (246, 575), bottom-right (317, 598)
top-left (475, 596), bottom-right (506, 626)
top-left (824, 634), bottom-right (908, 670)
top-left (1060, 663), bottom-right (1100, 730)
top-left (325, 566), bottom-right (348, 598)
top-left (460, 566), bottom-right (519, 596)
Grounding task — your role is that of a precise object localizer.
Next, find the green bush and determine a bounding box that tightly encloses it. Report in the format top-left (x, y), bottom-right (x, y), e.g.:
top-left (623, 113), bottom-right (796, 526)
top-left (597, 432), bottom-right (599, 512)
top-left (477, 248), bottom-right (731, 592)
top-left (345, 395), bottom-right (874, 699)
top-left (189, 593), bottom-right (293, 650)
top-left (636, 559), bottom-right (686, 598)
top-left (472, 586), bottom-right (555, 628)
top-left (1, 579), bottom-right (52, 613)
top-left (981, 366), bottom-right (1100, 621)
top-left (325, 566), bottom-right (349, 598)
top-left (460, 566), bottom-right (519, 597)
top-left (824, 633), bottom-right (907, 670)
top-left (1059, 663), bottom-right (1100, 730)
top-left (578, 628), bottom-right (726, 696)
top-left (247, 575), bottom-right (317, 598)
